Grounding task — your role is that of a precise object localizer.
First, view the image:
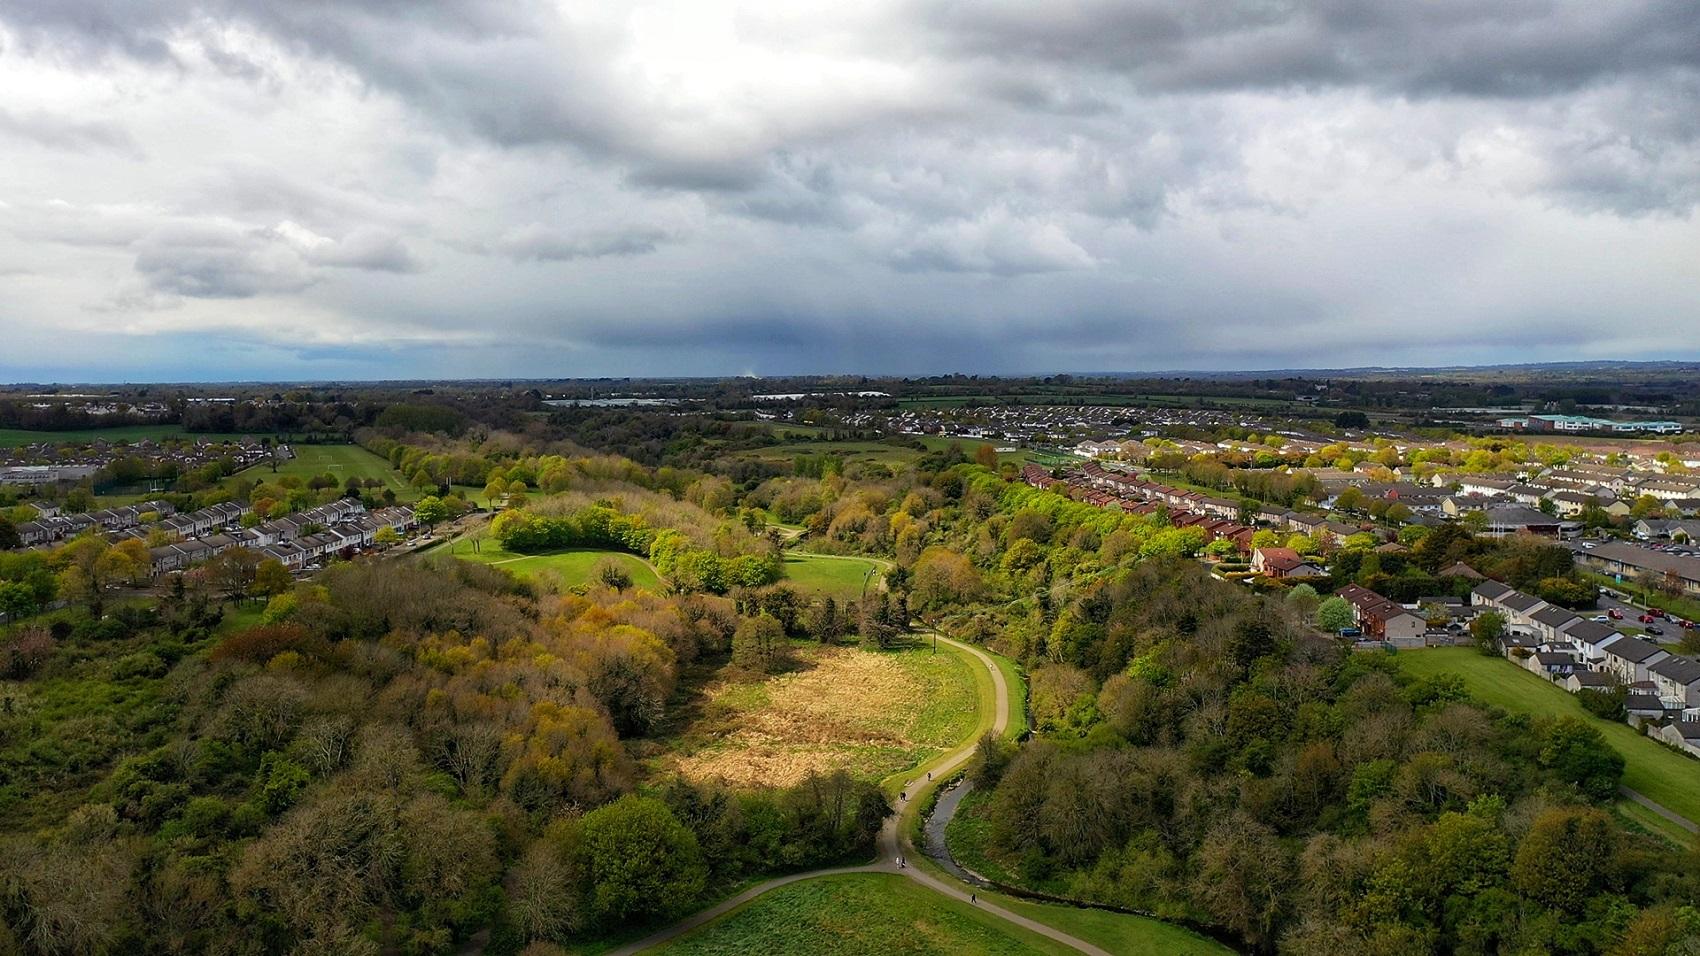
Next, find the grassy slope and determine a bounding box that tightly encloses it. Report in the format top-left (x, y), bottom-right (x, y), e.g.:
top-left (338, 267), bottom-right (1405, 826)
top-left (782, 553), bottom-right (885, 601)
top-left (652, 873), bottom-right (1076, 956)
top-left (442, 542), bottom-right (662, 591)
top-left (1397, 647), bottom-right (1700, 826)
top-left (258, 445), bottom-right (412, 498)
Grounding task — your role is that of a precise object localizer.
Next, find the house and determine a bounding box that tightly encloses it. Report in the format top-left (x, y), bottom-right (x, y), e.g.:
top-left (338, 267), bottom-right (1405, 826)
top-left (1480, 505), bottom-right (1566, 539)
top-left (1338, 584), bottom-right (1429, 647)
top-left (1564, 670), bottom-right (1614, 693)
top-left (1566, 620), bottom-right (1626, 666)
top-left (1525, 650), bottom-right (1577, 680)
top-left (1574, 542), bottom-right (1700, 598)
top-left (1252, 547), bottom-right (1323, 579)
top-left (1634, 518), bottom-right (1700, 542)
top-left (1441, 562), bottom-right (1485, 581)
top-left (1529, 605), bottom-right (1582, 645)
top-left (1625, 693), bottom-right (1669, 723)
top-left (1655, 720), bottom-right (1700, 758)
top-left (1598, 635), bottom-right (1670, 684)
top-left (1648, 655), bottom-right (1700, 710)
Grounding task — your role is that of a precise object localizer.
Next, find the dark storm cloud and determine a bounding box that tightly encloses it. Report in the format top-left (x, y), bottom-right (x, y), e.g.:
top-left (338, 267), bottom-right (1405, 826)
top-left (922, 0), bottom-right (1700, 98)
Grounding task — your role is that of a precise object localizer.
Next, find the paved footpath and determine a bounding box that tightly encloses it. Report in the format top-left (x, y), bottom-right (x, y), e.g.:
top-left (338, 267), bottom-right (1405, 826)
top-left (610, 635), bottom-right (1111, 956)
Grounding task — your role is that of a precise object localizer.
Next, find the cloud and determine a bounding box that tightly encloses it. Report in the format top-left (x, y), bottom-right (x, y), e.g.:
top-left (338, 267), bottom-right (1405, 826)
top-left (0, 108), bottom-right (142, 157)
top-left (495, 224), bottom-right (670, 262)
top-left (0, 0), bottom-right (1695, 379)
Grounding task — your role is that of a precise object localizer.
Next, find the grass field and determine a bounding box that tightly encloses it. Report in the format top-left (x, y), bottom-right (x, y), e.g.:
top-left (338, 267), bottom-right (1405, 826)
top-left (255, 445), bottom-right (412, 497)
top-left (1396, 647), bottom-right (1700, 827)
top-left (654, 873), bottom-right (1075, 956)
top-left (782, 553), bottom-right (886, 600)
top-left (654, 641), bottom-right (979, 789)
top-left (439, 542), bottom-right (662, 590)
top-left (0, 424), bottom-right (254, 448)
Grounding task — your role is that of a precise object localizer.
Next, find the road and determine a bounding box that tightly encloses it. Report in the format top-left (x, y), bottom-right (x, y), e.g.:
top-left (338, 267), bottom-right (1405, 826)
top-left (609, 635), bottom-right (1112, 956)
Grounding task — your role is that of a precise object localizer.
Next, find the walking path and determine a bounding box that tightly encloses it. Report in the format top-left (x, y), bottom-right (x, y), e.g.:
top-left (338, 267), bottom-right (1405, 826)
top-left (1622, 785), bottom-right (1700, 834)
top-left (610, 635), bottom-right (1110, 956)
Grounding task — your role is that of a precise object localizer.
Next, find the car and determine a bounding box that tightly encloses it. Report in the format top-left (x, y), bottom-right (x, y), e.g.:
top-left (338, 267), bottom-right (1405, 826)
top-left (1647, 625), bottom-right (1665, 636)
top-left (1591, 615), bottom-right (1610, 623)
top-left (1682, 620), bottom-right (1697, 630)
top-left (1608, 608), bottom-right (1624, 620)
top-left (1640, 613), bottom-right (1657, 624)
top-left (1338, 627), bottom-right (1362, 638)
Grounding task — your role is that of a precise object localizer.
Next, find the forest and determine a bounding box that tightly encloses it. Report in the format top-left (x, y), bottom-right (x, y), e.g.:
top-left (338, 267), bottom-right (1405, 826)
top-left (2, 394), bottom-right (1698, 955)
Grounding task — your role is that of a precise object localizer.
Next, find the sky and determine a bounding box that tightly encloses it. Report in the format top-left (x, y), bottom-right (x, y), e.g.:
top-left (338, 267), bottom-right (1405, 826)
top-left (1, 0), bottom-right (1698, 382)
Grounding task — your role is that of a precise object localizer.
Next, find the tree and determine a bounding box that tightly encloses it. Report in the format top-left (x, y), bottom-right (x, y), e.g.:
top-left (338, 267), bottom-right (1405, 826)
top-left (373, 526), bottom-right (400, 548)
top-left (251, 558), bottom-right (293, 599)
top-left (414, 495), bottom-right (451, 528)
top-left (0, 515), bottom-right (18, 551)
top-left (731, 612), bottom-right (785, 672)
top-left (1470, 610), bottom-right (1506, 654)
top-left (578, 795), bottom-right (707, 925)
top-left (1315, 596), bottom-right (1354, 633)
top-left (1511, 806), bottom-right (1618, 911)
top-left (911, 546), bottom-right (981, 611)
top-left (1537, 717), bottom-right (1624, 801)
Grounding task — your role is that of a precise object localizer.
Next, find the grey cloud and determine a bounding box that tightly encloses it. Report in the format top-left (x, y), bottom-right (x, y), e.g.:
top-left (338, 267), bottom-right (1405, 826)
top-left (495, 224), bottom-right (669, 262)
top-left (299, 227), bottom-right (422, 273)
top-left (132, 223), bottom-right (316, 298)
top-left (0, 109), bottom-right (142, 157)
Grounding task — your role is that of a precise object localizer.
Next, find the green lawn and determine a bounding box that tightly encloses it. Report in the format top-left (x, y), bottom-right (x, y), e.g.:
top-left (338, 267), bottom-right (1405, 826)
top-left (254, 445), bottom-right (413, 498)
top-left (782, 553), bottom-right (886, 600)
top-left (441, 543), bottom-right (662, 591)
top-left (1396, 647), bottom-right (1700, 826)
top-left (653, 873), bottom-right (1075, 955)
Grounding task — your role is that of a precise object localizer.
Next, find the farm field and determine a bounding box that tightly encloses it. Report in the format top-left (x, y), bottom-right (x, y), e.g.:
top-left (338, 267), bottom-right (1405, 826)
top-left (0, 424), bottom-right (253, 447)
top-left (653, 873), bottom-right (1074, 956)
top-left (1396, 647), bottom-right (1700, 828)
top-left (781, 552), bottom-right (885, 600)
top-left (652, 641), bottom-right (978, 789)
top-left (438, 541), bottom-right (662, 591)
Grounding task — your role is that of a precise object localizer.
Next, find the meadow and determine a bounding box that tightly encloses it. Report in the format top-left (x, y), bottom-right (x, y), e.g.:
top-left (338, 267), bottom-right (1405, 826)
top-left (780, 552), bottom-right (886, 600)
top-left (1396, 647), bottom-right (1700, 835)
top-left (443, 542), bottom-right (662, 591)
top-left (652, 641), bottom-right (979, 789)
top-left (653, 873), bottom-right (1076, 955)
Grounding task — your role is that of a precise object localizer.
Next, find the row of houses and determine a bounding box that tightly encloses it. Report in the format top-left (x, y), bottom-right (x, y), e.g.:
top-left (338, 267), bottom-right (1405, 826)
top-left (1471, 579), bottom-right (1700, 755)
top-left (147, 501), bottom-right (416, 575)
top-left (1574, 541), bottom-right (1700, 599)
top-left (15, 499), bottom-right (179, 547)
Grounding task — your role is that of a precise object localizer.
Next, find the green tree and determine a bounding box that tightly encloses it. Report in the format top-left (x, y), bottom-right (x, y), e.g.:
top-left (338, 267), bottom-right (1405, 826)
top-left (1315, 596), bottom-right (1354, 633)
top-left (579, 795), bottom-right (707, 925)
top-left (1470, 610), bottom-right (1506, 654)
top-left (1511, 806), bottom-right (1619, 911)
top-left (731, 612), bottom-right (786, 672)
top-left (1537, 717), bottom-right (1625, 801)
top-left (413, 495), bottom-right (451, 528)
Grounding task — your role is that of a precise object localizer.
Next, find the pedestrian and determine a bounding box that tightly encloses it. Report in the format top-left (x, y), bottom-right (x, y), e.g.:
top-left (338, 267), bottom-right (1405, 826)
top-left (900, 791), bottom-right (906, 801)
top-left (970, 893), bottom-right (976, 904)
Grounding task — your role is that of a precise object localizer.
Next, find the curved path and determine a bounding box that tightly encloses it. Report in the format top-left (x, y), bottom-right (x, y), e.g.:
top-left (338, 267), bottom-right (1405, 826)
top-left (610, 635), bottom-right (1110, 956)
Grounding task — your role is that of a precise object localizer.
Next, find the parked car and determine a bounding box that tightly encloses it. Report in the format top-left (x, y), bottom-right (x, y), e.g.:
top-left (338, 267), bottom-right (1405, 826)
top-left (1647, 625), bottom-right (1665, 636)
top-left (1680, 619), bottom-right (1696, 631)
top-left (1640, 613), bottom-right (1657, 624)
top-left (1608, 608), bottom-right (1624, 620)
top-left (1338, 627), bottom-right (1362, 638)
top-left (1592, 615), bottom-right (1609, 623)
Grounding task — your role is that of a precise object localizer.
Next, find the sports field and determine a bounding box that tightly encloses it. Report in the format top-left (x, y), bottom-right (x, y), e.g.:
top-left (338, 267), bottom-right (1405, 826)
top-left (257, 445), bottom-right (413, 498)
top-left (1396, 647), bottom-right (1700, 829)
top-left (782, 553), bottom-right (885, 600)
